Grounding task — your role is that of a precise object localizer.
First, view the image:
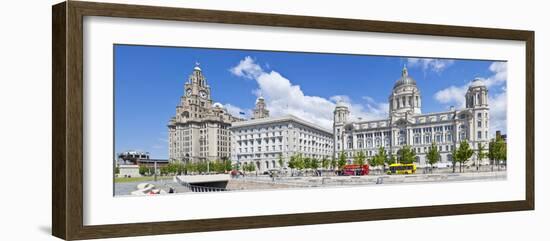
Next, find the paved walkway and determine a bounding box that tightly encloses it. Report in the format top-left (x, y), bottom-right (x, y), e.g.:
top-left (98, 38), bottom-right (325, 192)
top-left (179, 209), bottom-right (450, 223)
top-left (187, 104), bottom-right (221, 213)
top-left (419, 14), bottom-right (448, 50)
top-left (229, 171), bottom-right (506, 190)
top-left (115, 170), bottom-right (506, 196)
top-left (115, 178), bottom-right (187, 196)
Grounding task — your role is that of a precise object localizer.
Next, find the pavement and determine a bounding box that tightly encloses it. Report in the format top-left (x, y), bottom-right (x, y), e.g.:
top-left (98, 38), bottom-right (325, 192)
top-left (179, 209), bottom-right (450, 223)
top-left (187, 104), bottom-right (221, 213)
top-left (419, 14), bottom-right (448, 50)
top-left (230, 170), bottom-right (506, 190)
top-left (114, 178), bottom-right (187, 196)
top-left (114, 168), bottom-right (507, 195)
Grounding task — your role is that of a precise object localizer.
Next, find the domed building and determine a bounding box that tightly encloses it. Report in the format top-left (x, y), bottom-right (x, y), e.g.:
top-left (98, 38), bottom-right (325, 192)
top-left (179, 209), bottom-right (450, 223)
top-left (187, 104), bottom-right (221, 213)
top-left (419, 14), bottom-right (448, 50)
top-left (334, 66), bottom-right (490, 167)
top-left (168, 63), bottom-right (243, 163)
top-left (389, 66), bottom-right (422, 115)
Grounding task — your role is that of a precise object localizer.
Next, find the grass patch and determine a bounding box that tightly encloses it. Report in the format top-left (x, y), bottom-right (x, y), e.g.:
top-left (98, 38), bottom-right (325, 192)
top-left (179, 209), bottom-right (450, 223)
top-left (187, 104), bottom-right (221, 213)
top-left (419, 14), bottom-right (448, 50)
top-left (114, 176), bottom-right (174, 183)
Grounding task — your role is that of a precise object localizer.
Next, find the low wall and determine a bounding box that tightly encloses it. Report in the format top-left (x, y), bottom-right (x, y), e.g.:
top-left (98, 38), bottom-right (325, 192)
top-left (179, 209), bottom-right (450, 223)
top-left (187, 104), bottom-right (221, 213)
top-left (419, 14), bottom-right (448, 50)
top-left (118, 165), bottom-right (140, 177)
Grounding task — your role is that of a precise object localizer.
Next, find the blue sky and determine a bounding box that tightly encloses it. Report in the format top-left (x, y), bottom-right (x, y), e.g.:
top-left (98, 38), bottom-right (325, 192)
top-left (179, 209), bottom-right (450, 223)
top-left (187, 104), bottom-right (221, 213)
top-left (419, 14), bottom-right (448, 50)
top-left (115, 45), bottom-right (507, 159)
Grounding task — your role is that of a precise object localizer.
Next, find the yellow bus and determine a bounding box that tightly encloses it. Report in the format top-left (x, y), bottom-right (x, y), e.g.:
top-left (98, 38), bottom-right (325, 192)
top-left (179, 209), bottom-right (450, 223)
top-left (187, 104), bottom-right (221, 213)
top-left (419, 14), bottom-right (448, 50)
top-left (387, 163), bottom-right (416, 175)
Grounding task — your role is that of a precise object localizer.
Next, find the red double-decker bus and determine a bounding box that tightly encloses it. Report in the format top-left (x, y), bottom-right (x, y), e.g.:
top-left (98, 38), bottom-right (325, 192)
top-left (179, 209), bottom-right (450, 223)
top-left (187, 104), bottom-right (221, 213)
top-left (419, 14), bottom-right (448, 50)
top-left (341, 164), bottom-right (369, 176)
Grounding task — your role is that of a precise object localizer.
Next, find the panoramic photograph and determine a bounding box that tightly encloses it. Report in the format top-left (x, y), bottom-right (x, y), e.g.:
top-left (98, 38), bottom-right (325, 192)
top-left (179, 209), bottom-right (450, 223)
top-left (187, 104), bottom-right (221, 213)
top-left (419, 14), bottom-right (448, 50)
top-left (113, 45), bottom-right (508, 196)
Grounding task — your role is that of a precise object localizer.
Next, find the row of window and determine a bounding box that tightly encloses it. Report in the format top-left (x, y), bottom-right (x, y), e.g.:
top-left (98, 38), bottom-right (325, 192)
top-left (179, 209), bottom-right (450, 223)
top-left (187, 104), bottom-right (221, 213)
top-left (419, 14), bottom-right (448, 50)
top-left (238, 145), bottom-right (332, 154)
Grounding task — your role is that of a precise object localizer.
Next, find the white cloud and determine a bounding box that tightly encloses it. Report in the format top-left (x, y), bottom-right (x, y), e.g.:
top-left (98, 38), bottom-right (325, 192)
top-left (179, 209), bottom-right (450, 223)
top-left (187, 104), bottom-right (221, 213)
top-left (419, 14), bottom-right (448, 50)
top-left (433, 61), bottom-right (507, 136)
top-left (229, 56), bottom-right (388, 129)
top-left (484, 62), bottom-right (507, 87)
top-left (361, 96), bottom-right (390, 120)
top-left (434, 85), bottom-right (469, 108)
top-left (488, 92), bottom-right (507, 136)
top-left (407, 58), bottom-right (455, 73)
top-left (229, 56), bottom-right (263, 79)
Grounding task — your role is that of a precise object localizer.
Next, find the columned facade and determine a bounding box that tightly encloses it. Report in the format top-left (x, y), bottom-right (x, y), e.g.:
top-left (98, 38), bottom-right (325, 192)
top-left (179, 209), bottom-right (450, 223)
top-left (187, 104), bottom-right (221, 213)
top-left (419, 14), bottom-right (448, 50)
top-left (335, 67), bottom-right (490, 167)
top-left (231, 115), bottom-right (333, 172)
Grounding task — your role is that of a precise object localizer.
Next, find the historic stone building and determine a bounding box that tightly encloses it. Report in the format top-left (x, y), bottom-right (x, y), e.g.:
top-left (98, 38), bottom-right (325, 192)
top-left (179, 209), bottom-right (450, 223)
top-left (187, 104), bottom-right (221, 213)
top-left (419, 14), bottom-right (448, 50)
top-left (230, 98), bottom-right (333, 172)
top-left (168, 64), bottom-right (241, 163)
top-left (252, 96), bottom-right (269, 119)
top-left (334, 66), bottom-right (490, 167)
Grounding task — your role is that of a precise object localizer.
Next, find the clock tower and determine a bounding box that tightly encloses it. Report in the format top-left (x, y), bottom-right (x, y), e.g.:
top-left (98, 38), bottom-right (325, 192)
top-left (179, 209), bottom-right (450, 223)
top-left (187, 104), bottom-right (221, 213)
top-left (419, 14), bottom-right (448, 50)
top-left (168, 63), bottom-right (241, 163)
top-left (184, 63), bottom-right (212, 106)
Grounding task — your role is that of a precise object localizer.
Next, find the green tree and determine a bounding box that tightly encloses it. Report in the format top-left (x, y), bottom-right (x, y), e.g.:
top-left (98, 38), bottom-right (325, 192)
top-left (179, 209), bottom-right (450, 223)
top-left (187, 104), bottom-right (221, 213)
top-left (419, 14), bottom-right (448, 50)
top-left (489, 135), bottom-right (507, 170)
top-left (337, 151), bottom-right (347, 170)
top-left (488, 138), bottom-right (496, 171)
top-left (499, 138), bottom-right (507, 169)
top-left (167, 162), bottom-right (183, 175)
top-left (455, 140), bottom-right (474, 173)
top-left (288, 155), bottom-right (297, 171)
top-left (353, 151), bottom-right (366, 166)
top-left (386, 153), bottom-right (397, 170)
top-left (397, 145), bottom-right (416, 164)
top-left (321, 157), bottom-right (329, 170)
top-left (209, 161), bottom-right (219, 173)
top-left (303, 157), bottom-right (312, 170)
top-left (139, 165), bottom-right (148, 176)
top-left (296, 155), bottom-right (305, 171)
top-left (197, 161), bottom-right (208, 174)
top-left (311, 158), bottom-right (319, 176)
top-left (476, 143), bottom-right (487, 171)
top-left (372, 147), bottom-right (388, 174)
top-left (290, 153), bottom-right (305, 175)
top-left (450, 148), bottom-right (458, 173)
top-left (245, 163), bottom-right (256, 173)
top-left (426, 142), bottom-right (440, 172)
top-left (330, 158), bottom-right (337, 171)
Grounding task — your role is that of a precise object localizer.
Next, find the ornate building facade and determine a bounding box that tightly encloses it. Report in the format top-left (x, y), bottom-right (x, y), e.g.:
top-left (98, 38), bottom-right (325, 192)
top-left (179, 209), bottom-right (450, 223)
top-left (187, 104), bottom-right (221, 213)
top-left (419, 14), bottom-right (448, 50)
top-left (230, 98), bottom-right (333, 172)
top-left (334, 67), bottom-right (490, 167)
top-left (252, 96), bottom-right (269, 119)
top-left (168, 64), bottom-right (241, 163)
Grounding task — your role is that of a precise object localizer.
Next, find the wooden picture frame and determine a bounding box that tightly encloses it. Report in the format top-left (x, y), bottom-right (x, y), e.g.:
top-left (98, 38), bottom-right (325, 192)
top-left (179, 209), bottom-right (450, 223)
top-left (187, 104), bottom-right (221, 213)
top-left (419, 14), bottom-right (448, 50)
top-left (52, 1), bottom-right (534, 240)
